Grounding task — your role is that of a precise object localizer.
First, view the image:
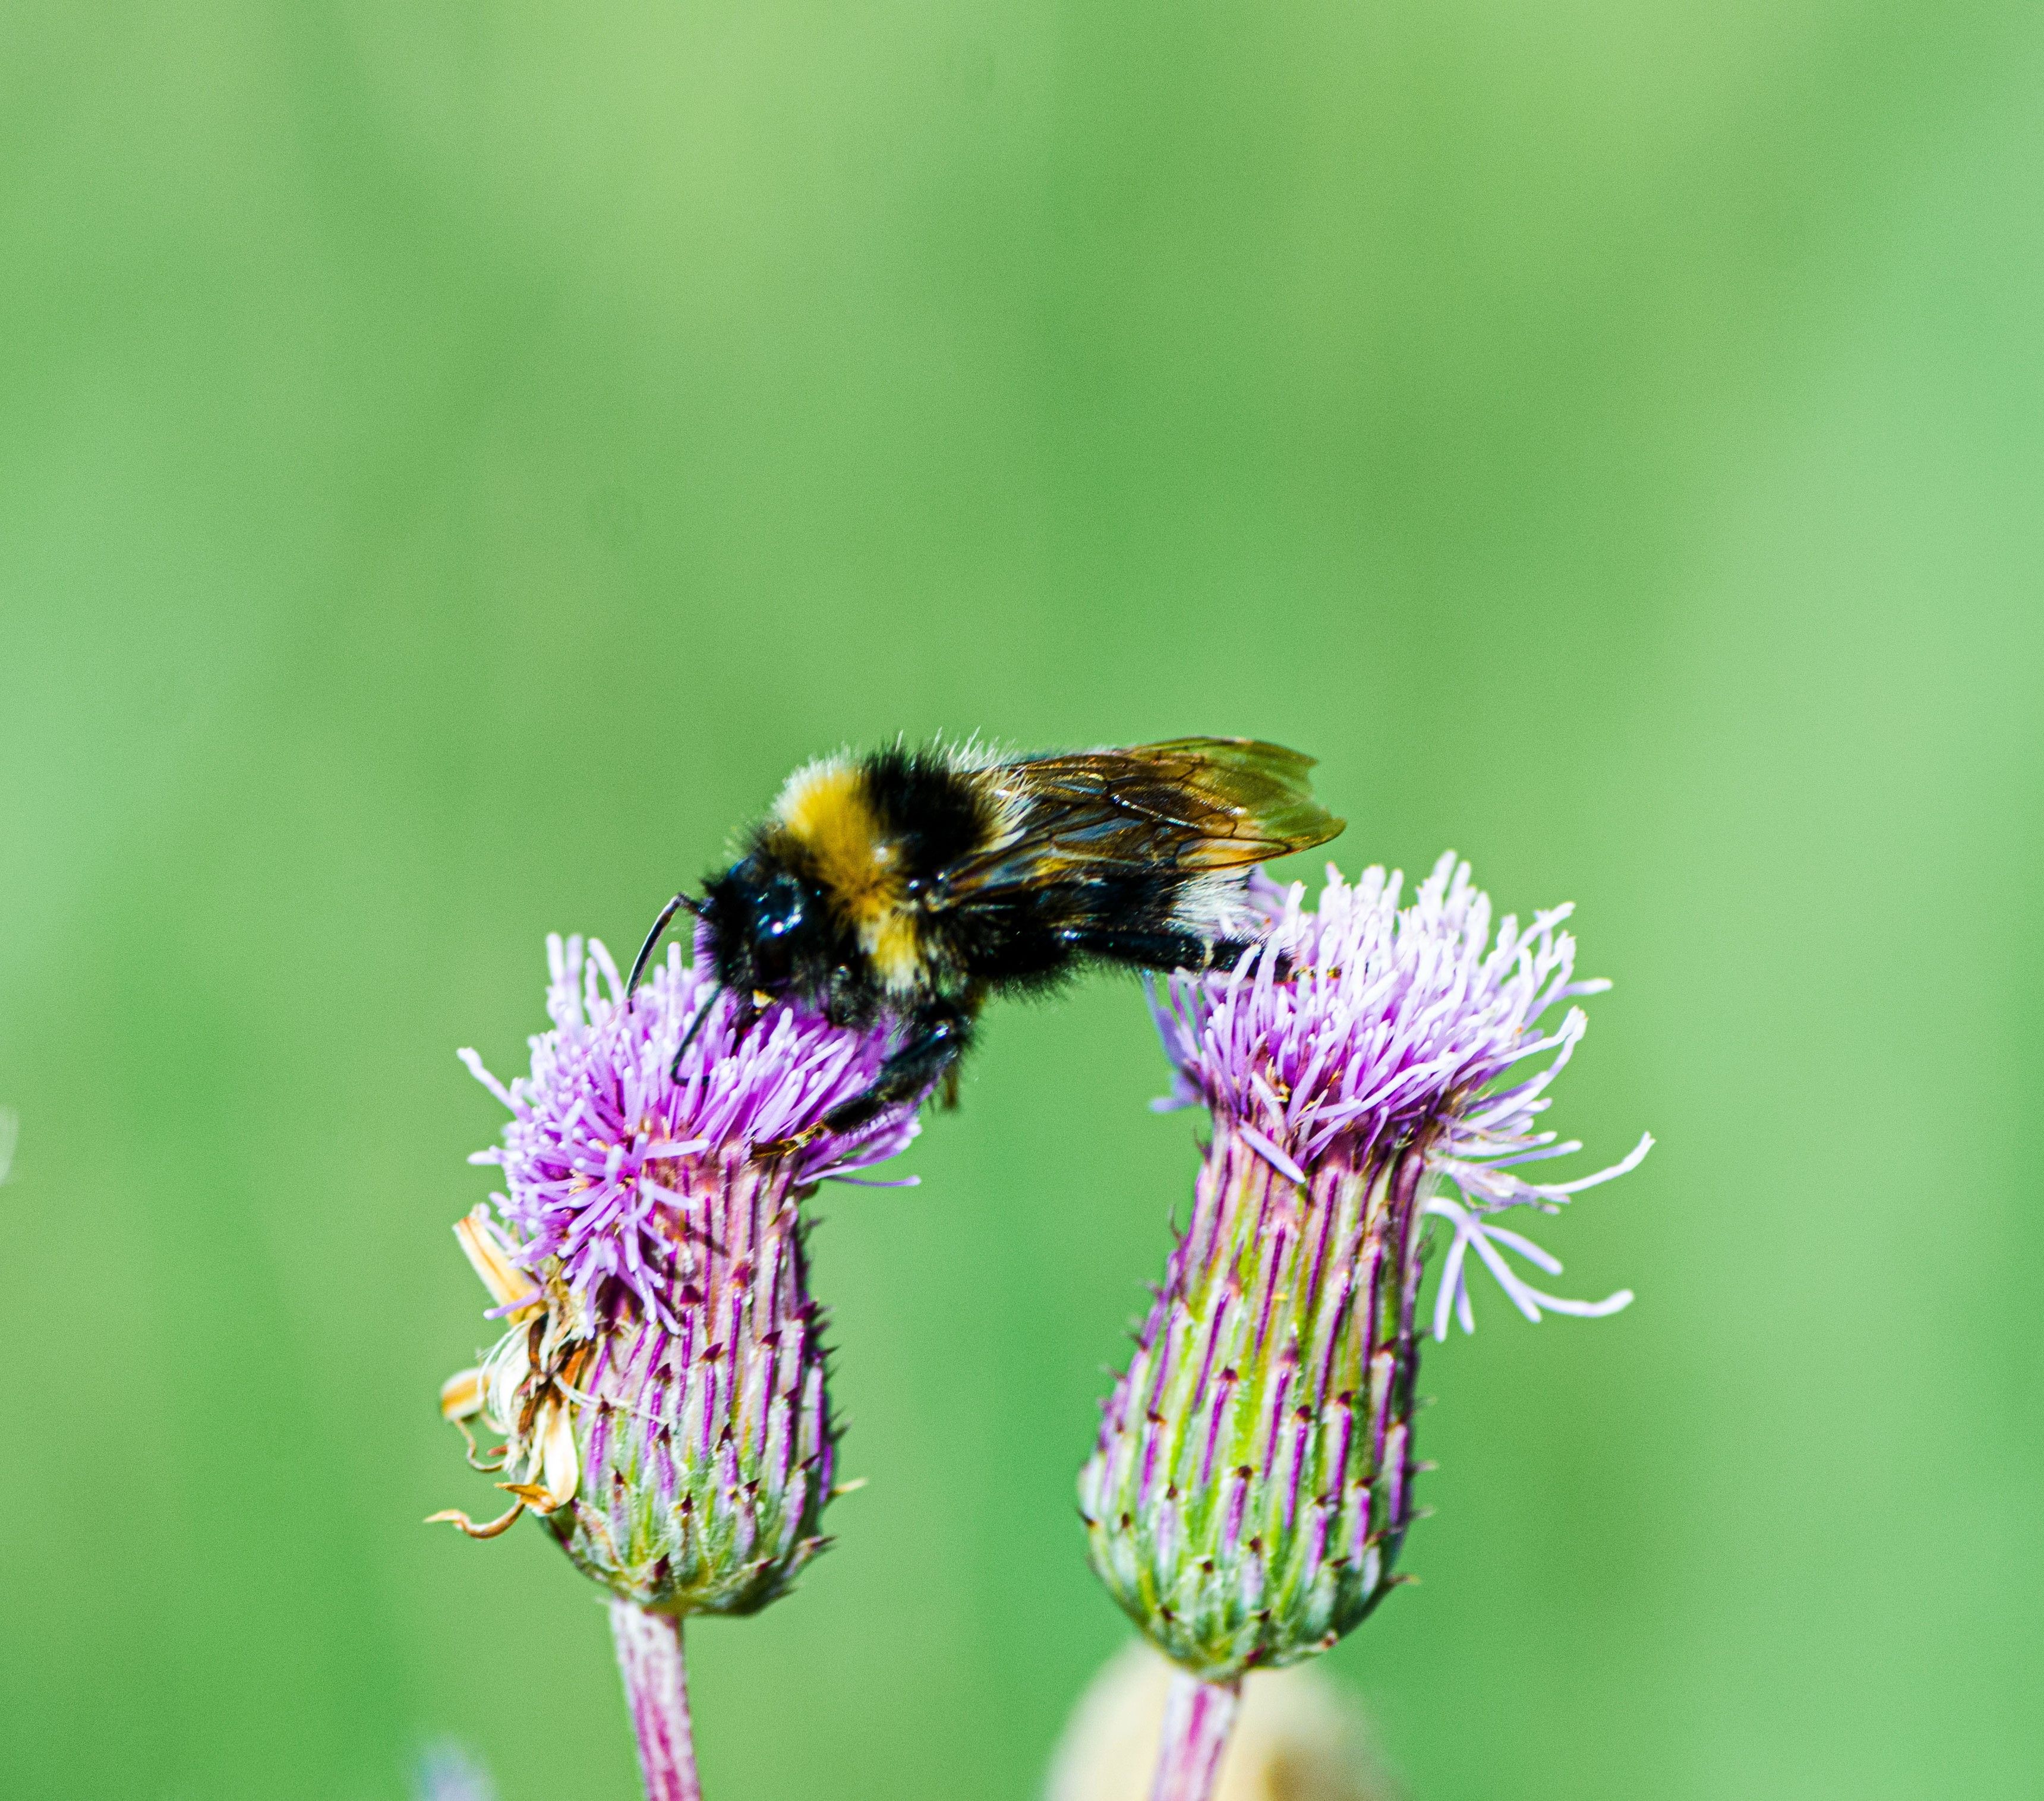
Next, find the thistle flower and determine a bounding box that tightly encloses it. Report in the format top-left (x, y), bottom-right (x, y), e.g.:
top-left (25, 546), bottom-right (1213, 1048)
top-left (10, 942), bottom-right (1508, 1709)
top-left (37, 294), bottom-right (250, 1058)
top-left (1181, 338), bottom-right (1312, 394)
top-left (1078, 855), bottom-right (1648, 1796)
top-left (431, 933), bottom-right (926, 1798)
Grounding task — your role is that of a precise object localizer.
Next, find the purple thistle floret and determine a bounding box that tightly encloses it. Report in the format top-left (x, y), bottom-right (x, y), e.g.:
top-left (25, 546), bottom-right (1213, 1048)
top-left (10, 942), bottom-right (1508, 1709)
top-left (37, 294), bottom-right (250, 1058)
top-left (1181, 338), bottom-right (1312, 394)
top-left (434, 933), bottom-right (925, 1616)
top-left (460, 933), bottom-right (920, 1332)
top-left (1082, 854), bottom-right (1648, 1682)
top-left (1151, 854), bottom-right (1649, 1338)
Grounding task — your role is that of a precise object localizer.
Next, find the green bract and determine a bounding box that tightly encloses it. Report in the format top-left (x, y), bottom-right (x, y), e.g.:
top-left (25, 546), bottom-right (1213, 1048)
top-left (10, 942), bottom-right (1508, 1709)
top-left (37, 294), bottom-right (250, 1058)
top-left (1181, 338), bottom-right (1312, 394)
top-left (1081, 1134), bottom-right (1425, 1677)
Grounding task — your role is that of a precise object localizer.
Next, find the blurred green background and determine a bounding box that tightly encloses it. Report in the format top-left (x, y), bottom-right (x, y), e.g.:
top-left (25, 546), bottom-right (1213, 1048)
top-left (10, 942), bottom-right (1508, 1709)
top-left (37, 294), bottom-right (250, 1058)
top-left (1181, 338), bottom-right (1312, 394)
top-left (4, 0), bottom-right (2040, 1796)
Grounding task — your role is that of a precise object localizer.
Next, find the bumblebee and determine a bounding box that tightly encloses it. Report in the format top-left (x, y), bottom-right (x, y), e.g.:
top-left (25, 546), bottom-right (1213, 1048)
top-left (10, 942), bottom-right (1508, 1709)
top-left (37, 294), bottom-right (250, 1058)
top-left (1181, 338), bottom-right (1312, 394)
top-left (629, 737), bottom-right (1343, 1141)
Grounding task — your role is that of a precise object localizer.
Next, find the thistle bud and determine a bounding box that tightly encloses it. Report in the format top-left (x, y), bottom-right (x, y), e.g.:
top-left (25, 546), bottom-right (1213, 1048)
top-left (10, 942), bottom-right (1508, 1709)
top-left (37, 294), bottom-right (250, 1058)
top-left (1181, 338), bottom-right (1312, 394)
top-left (1046, 1644), bottom-right (1395, 1801)
top-left (431, 933), bottom-right (927, 1796)
top-left (1081, 856), bottom-right (1648, 1707)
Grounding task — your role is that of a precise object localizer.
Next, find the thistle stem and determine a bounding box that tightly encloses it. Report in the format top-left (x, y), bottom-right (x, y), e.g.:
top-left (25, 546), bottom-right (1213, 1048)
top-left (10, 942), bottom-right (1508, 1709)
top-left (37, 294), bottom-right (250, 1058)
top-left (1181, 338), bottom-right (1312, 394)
top-left (1149, 1670), bottom-right (1241, 1801)
top-left (609, 1598), bottom-right (704, 1801)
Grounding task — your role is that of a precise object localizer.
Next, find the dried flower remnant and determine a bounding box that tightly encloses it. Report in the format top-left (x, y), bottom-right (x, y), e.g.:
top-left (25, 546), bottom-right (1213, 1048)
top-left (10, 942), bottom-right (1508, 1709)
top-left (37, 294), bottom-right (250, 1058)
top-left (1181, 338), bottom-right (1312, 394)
top-left (1079, 856), bottom-right (1647, 1798)
top-left (431, 933), bottom-right (929, 1797)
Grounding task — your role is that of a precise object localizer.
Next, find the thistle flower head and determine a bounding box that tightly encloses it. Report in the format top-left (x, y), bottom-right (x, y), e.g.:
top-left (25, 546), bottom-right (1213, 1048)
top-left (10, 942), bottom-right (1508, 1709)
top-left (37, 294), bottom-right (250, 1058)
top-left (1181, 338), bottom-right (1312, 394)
top-left (460, 932), bottom-right (920, 1331)
top-left (1083, 854), bottom-right (1648, 1679)
top-left (433, 934), bottom-right (924, 1613)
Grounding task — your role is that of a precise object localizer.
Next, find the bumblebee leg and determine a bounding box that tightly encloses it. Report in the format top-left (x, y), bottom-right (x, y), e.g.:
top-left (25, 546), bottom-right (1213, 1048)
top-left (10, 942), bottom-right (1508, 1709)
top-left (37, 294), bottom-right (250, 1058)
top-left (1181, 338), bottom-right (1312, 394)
top-left (1062, 927), bottom-right (1286, 979)
top-left (819, 1002), bottom-right (974, 1137)
top-left (1207, 936), bottom-right (1294, 979)
top-left (1059, 926), bottom-right (1213, 970)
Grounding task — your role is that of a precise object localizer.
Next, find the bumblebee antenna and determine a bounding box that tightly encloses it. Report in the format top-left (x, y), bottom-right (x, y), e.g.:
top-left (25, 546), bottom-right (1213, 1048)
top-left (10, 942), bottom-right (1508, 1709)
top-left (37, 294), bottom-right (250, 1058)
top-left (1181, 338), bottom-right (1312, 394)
top-left (628, 891), bottom-right (703, 996)
top-left (669, 987), bottom-right (721, 1083)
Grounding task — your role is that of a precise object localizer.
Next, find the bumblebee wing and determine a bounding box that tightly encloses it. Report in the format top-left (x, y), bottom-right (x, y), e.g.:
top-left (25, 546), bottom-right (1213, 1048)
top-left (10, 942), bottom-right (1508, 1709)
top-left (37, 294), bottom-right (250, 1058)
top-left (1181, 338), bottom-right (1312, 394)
top-left (944, 737), bottom-right (1344, 900)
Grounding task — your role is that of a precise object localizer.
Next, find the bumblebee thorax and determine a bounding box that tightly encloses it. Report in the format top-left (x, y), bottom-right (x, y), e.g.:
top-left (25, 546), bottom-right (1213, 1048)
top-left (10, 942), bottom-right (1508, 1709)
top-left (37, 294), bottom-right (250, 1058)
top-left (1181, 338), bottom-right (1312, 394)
top-left (771, 756), bottom-right (920, 992)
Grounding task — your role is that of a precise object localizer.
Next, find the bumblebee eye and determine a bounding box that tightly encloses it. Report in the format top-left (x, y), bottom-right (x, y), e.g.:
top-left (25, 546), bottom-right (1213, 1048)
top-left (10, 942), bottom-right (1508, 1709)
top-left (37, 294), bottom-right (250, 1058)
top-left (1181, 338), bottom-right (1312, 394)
top-left (757, 875), bottom-right (806, 938)
top-left (749, 874), bottom-right (809, 989)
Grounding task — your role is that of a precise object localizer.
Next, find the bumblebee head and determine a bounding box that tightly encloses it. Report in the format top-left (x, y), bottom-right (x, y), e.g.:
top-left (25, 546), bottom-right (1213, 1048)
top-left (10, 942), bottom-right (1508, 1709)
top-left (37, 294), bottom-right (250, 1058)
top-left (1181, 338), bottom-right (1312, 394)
top-left (701, 859), bottom-right (822, 1002)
